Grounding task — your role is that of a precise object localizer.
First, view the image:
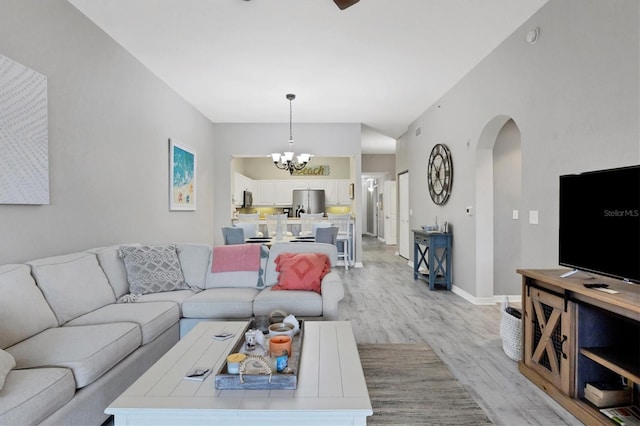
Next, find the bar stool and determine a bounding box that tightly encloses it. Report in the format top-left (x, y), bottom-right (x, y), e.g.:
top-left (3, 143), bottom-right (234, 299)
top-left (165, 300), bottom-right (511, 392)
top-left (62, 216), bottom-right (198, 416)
top-left (328, 213), bottom-right (352, 270)
top-left (266, 214), bottom-right (288, 239)
top-left (299, 213), bottom-right (324, 236)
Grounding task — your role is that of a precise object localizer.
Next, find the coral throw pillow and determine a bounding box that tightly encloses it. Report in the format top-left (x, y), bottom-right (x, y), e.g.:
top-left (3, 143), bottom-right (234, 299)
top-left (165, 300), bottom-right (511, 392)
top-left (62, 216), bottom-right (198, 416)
top-left (272, 253), bottom-right (331, 294)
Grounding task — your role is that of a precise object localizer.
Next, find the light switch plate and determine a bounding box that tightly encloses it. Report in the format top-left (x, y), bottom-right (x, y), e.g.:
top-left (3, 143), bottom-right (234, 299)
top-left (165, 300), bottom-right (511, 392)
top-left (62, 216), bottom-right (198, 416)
top-left (529, 210), bottom-right (539, 225)
top-left (512, 210), bottom-right (519, 220)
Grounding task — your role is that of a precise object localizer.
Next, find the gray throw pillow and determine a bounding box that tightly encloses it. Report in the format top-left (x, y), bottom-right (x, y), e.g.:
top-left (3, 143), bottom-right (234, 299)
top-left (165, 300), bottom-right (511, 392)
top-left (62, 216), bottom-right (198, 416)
top-left (120, 245), bottom-right (188, 295)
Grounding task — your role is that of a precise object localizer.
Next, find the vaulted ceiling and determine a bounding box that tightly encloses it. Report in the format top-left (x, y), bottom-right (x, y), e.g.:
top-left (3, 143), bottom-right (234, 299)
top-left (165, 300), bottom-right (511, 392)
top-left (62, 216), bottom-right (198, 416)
top-left (68, 0), bottom-right (548, 153)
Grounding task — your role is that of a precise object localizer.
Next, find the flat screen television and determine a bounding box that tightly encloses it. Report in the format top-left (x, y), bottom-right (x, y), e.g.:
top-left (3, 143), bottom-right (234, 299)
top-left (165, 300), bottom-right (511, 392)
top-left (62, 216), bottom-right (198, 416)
top-left (559, 165), bottom-right (640, 284)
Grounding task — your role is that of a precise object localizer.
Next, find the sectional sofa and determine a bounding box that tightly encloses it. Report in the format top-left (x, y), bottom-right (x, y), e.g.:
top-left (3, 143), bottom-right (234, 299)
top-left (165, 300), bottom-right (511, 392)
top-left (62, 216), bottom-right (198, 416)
top-left (0, 241), bottom-right (343, 426)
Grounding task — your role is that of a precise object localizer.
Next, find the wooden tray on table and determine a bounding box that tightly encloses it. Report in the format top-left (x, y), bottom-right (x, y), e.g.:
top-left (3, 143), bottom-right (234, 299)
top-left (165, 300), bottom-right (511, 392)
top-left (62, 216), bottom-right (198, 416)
top-left (214, 320), bottom-right (304, 390)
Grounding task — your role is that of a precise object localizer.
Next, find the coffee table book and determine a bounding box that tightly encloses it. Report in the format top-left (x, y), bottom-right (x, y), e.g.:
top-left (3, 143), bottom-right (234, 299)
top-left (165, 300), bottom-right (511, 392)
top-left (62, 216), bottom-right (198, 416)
top-left (214, 320), bottom-right (304, 390)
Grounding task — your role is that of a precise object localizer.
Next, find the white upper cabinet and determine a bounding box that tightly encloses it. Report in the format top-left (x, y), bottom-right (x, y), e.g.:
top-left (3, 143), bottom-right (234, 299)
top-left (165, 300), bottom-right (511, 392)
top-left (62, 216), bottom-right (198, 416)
top-left (246, 179), bottom-right (350, 206)
top-left (233, 172), bottom-right (255, 206)
top-left (255, 181), bottom-right (276, 205)
top-left (324, 180), bottom-right (338, 204)
top-left (275, 181), bottom-right (296, 205)
top-left (337, 180), bottom-right (352, 205)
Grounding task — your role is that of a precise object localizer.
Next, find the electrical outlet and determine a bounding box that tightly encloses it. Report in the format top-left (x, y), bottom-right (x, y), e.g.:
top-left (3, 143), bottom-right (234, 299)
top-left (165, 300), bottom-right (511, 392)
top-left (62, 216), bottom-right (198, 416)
top-left (529, 210), bottom-right (539, 225)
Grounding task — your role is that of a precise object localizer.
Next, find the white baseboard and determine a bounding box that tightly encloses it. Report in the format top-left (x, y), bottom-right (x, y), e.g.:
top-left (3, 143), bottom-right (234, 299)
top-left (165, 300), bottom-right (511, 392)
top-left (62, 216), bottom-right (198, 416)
top-left (451, 286), bottom-right (496, 305)
top-left (451, 285), bottom-right (521, 305)
top-left (404, 263), bottom-right (520, 305)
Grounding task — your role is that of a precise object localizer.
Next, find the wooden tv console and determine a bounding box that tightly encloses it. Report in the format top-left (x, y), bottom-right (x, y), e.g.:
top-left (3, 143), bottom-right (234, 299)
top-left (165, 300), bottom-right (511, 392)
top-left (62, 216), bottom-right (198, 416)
top-left (517, 269), bottom-right (639, 425)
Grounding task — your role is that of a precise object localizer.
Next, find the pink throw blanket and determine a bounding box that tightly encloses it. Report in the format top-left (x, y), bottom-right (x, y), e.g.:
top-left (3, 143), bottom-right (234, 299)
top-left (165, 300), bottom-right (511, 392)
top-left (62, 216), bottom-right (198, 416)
top-left (211, 244), bottom-right (261, 273)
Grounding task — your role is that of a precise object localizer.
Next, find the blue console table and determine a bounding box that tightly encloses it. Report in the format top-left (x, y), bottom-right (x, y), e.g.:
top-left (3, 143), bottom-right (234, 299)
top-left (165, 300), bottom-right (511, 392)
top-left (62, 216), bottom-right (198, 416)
top-left (413, 230), bottom-right (452, 290)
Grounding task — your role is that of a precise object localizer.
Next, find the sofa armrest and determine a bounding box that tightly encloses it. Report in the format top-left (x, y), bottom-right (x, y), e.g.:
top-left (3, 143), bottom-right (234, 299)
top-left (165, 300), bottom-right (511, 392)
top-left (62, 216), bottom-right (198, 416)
top-left (320, 271), bottom-right (345, 320)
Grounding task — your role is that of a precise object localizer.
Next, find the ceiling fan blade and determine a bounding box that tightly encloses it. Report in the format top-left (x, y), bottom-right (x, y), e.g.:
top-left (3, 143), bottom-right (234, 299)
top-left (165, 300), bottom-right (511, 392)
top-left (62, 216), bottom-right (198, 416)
top-left (333, 0), bottom-right (360, 10)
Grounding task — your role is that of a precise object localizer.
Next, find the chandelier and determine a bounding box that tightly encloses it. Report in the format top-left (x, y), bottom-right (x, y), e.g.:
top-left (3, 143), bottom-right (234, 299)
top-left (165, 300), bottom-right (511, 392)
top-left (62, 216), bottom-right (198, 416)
top-left (270, 94), bottom-right (312, 175)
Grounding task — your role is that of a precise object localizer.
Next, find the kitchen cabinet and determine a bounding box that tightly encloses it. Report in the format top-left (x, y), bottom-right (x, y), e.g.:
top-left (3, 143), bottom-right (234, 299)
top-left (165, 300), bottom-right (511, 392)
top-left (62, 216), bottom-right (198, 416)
top-left (247, 179), bottom-right (351, 206)
top-left (255, 181), bottom-right (276, 205)
top-left (325, 180), bottom-right (351, 205)
top-left (255, 180), bottom-right (297, 206)
top-left (233, 172), bottom-right (255, 207)
top-left (324, 181), bottom-right (338, 204)
top-left (275, 181), bottom-right (296, 205)
top-left (336, 180), bottom-right (352, 205)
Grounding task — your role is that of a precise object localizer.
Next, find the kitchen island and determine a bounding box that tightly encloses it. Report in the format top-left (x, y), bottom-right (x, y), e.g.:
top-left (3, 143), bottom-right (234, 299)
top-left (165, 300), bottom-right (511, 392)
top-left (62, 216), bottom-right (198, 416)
top-left (231, 216), bottom-right (355, 267)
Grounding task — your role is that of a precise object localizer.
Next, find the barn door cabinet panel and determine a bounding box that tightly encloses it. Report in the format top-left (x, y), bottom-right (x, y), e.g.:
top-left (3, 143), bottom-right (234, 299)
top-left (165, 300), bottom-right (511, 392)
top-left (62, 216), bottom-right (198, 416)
top-left (523, 282), bottom-right (575, 395)
top-left (518, 269), bottom-right (640, 426)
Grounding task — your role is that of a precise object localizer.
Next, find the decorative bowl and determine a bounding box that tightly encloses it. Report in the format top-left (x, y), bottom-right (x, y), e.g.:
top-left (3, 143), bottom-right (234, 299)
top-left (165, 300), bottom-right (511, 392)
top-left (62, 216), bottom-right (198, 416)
top-left (268, 322), bottom-right (295, 338)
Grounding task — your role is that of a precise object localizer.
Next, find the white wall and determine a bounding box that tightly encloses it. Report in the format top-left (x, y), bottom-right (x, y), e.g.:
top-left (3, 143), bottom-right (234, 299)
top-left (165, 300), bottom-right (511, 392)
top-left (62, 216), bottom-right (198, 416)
top-left (493, 120), bottom-right (522, 295)
top-left (236, 156), bottom-right (351, 180)
top-left (396, 0), bottom-right (639, 299)
top-left (213, 123), bottom-right (363, 263)
top-left (0, 0), bottom-right (216, 263)
top-left (362, 154), bottom-right (396, 175)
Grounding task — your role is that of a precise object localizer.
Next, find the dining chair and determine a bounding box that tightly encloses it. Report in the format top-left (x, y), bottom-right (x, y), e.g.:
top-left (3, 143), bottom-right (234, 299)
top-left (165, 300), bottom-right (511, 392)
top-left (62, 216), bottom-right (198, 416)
top-left (327, 213), bottom-right (352, 270)
top-left (314, 226), bottom-right (339, 245)
top-left (236, 213), bottom-right (261, 237)
top-left (222, 226), bottom-right (245, 245)
top-left (299, 212), bottom-right (325, 236)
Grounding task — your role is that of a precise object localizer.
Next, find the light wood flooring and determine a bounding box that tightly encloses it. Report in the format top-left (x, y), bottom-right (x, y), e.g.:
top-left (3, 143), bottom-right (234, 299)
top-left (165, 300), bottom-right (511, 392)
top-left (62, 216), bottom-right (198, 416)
top-left (338, 235), bottom-right (583, 426)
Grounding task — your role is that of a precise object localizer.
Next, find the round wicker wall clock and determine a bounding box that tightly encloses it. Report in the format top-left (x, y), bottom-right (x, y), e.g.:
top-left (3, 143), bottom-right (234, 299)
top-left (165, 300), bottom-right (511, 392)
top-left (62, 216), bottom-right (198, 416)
top-left (427, 143), bottom-right (453, 205)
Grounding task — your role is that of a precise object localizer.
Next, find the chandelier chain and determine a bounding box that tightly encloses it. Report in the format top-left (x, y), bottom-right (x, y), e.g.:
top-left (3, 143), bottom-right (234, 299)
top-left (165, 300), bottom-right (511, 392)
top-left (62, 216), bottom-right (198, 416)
top-left (269, 93), bottom-right (311, 175)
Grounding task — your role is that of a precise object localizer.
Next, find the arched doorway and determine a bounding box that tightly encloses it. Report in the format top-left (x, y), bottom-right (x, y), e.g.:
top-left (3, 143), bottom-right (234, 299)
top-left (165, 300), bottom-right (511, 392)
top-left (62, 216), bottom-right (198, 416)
top-left (475, 116), bottom-right (522, 299)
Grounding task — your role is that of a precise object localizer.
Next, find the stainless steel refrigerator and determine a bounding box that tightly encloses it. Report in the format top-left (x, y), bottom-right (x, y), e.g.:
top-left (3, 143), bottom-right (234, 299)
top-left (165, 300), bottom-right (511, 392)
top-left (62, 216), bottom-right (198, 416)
top-left (292, 189), bottom-right (325, 216)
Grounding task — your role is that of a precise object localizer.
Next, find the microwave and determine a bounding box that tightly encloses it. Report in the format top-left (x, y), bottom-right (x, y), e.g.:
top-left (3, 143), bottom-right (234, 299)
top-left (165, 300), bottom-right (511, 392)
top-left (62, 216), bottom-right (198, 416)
top-left (242, 190), bottom-right (253, 208)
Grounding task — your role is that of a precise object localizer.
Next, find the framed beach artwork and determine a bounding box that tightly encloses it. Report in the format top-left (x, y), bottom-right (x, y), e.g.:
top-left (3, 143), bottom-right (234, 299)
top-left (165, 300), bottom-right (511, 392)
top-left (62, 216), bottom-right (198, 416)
top-left (169, 138), bottom-right (196, 211)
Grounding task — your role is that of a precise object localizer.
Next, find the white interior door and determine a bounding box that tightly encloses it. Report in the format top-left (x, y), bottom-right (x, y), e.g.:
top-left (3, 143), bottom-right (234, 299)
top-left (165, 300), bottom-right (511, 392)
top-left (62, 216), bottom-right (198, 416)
top-left (398, 172), bottom-right (410, 259)
top-left (383, 180), bottom-right (397, 245)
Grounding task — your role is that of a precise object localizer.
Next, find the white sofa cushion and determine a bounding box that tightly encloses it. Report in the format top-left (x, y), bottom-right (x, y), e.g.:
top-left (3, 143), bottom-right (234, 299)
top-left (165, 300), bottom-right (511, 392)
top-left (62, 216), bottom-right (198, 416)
top-left (88, 244), bottom-right (140, 299)
top-left (0, 264), bottom-right (58, 348)
top-left (253, 287), bottom-right (323, 317)
top-left (176, 243), bottom-right (211, 289)
top-left (27, 252), bottom-right (116, 326)
top-left (0, 349), bottom-right (15, 391)
top-left (0, 367), bottom-right (75, 426)
top-left (133, 289), bottom-right (195, 316)
top-left (264, 242), bottom-right (338, 287)
top-left (65, 302), bottom-right (179, 345)
top-left (120, 245), bottom-right (189, 295)
top-left (6, 323), bottom-right (141, 388)
top-left (205, 244), bottom-right (268, 289)
top-left (181, 288), bottom-right (259, 318)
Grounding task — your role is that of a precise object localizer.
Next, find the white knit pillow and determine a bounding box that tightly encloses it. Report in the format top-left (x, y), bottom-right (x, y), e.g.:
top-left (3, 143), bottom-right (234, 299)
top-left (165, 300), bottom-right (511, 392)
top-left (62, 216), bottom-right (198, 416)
top-left (120, 245), bottom-right (188, 295)
top-left (0, 349), bottom-right (16, 391)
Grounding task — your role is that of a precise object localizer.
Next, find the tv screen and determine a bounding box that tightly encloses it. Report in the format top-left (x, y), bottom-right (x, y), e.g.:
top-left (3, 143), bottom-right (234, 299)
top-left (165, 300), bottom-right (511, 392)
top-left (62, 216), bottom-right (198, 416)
top-left (559, 165), bottom-right (640, 284)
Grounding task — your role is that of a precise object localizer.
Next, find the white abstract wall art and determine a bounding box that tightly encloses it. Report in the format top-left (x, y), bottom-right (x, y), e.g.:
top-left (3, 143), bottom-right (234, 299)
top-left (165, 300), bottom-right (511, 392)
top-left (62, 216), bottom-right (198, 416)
top-left (0, 54), bottom-right (49, 204)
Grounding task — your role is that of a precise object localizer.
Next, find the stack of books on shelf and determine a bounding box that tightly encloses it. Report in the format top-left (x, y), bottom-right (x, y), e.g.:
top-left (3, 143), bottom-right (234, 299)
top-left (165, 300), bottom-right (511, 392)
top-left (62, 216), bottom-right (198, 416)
top-left (584, 381), bottom-right (632, 408)
top-left (599, 406), bottom-right (640, 426)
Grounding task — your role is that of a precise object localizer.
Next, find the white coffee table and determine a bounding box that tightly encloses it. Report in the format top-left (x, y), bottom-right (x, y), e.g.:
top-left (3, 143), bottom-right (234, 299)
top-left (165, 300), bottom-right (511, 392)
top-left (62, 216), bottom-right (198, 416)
top-left (105, 321), bottom-right (372, 426)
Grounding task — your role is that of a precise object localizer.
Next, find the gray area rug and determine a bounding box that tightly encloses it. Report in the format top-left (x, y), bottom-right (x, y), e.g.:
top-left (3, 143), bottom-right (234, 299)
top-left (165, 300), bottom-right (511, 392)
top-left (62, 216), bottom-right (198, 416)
top-left (359, 344), bottom-right (493, 425)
